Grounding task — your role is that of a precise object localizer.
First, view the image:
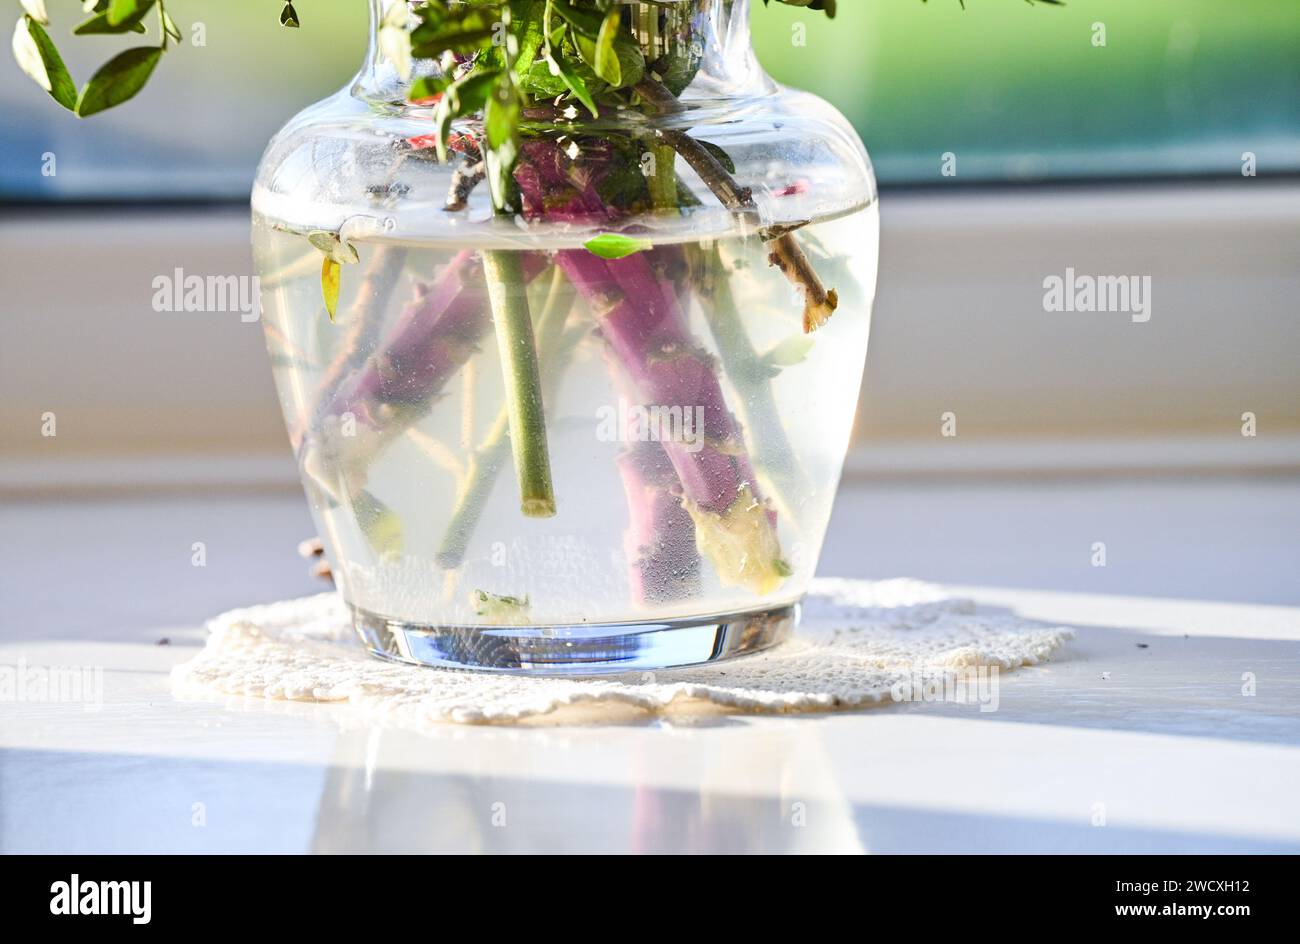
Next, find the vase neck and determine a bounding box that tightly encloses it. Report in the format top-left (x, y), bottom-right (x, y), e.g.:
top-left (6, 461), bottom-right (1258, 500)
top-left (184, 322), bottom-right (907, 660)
top-left (629, 0), bottom-right (771, 99)
top-left (353, 0), bottom-right (772, 105)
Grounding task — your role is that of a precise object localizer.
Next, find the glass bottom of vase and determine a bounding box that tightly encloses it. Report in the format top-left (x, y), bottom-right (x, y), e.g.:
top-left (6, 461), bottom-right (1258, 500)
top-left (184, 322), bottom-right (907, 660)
top-left (350, 601), bottom-right (799, 675)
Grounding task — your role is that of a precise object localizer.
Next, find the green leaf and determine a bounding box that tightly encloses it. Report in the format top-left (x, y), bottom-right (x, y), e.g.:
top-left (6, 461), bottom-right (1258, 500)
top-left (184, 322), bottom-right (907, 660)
top-left (74, 0), bottom-right (153, 34)
top-left (766, 0), bottom-right (837, 16)
top-left (593, 8), bottom-right (622, 87)
top-left (410, 25), bottom-right (495, 58)
top-left (484, 69), bottom-right (522, 211)
top-left (75, 46), bottom-right (162, 117)
top-left (280, 3), bottom-right (299, 29)
top-left (432, 69), bottom-right (499, 160)
top-left (485, 78), bottom-right (520, 151)
top-left (554, 0), bottom-right (642, 89)
top-left (511, 0), bottom-right (546, 75)
top-left (409, 2), bottom-right (498, 59)
top-left (13, 16), bottom-right (77, 111)
top-left (107, 0), bottom-right (151, 26)
top-left (550, 0), bottom-right (603, 38)
top-left (612, 41), bottom-right (644, 89)
top-left (545, 49), bottom-right (598, 116)
top-left (584, 233), bottom-right (653, 260)
top-left (321, 256), bottom-right (341, 322)
top-left (484, 142), bottom-right (518, 212)
top-left (74, 9), bottom-right (150, 35)
top-left (519, 56), bottom-right (566, 97)
top-left (408, 75), bottom-right (449, 102)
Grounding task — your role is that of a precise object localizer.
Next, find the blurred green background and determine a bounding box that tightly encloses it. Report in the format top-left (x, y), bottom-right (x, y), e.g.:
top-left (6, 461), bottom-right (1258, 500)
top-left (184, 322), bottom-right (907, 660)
top-left (757, 0), bottom-right (1300, 182)
top-left (4, 0), bottom-right (1298, 198)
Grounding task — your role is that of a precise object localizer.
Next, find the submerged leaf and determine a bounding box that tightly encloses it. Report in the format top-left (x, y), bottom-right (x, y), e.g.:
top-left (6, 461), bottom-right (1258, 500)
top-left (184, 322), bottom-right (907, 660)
top-left (321, 256), bottom-right (341, 322)
top-left (760, 334), bottom-right (816, 371)
top-left (471, 589), bottom-right (531, 623)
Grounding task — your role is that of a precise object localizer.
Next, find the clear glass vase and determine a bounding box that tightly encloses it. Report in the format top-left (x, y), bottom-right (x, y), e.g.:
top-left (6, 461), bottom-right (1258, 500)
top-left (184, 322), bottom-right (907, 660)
top-left (251, 0), bottom-right (878, 673)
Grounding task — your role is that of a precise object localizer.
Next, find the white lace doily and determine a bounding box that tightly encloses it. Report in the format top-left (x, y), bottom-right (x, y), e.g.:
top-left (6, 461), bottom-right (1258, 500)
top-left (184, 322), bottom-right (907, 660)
top-left (171, 578), bottom-right (1073, 726)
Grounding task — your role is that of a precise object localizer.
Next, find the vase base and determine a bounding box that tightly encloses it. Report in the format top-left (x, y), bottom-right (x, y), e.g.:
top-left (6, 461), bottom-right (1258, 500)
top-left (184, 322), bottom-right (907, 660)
top-left (350, 601), bottom-right (799, 675)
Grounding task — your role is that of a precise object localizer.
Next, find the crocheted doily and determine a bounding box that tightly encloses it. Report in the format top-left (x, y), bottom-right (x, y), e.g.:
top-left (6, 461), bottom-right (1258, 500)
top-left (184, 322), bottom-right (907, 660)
top-left (171, 578), bottom-right (1073, 726)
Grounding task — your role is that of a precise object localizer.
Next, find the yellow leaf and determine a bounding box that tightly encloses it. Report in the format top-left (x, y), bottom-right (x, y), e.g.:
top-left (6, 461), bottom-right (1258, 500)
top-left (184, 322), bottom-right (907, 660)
top-left (321, 256), bottom-right (341, 322)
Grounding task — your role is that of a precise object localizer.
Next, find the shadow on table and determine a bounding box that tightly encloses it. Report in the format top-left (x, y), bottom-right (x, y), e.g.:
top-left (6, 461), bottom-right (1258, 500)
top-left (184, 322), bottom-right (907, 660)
top-left (901, 605), bottom-right (1300, 747)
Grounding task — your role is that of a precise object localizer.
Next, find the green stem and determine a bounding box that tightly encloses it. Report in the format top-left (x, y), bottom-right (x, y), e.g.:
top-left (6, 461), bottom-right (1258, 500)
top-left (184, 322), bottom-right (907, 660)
top-left (436, 407), bottom-right (511, 564)
top-left (438, 268), bottom-right (578, 565)
top-left (647, 142), bottom-right (679, 211)
top-left (481, 249), bottom-right (556, 518)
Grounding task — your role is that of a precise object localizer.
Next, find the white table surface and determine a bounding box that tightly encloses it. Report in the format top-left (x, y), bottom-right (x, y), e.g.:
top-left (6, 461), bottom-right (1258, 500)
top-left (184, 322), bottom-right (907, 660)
top-left (2, 476), bottom-right (1298, 854)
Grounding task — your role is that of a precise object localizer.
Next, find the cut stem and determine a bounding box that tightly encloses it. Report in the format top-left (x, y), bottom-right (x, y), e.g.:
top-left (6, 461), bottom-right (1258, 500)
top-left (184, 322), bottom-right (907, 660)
top-left (481, 248), bottom-right (557, 518)
top-left (438, 267), bottom-right (578, 566)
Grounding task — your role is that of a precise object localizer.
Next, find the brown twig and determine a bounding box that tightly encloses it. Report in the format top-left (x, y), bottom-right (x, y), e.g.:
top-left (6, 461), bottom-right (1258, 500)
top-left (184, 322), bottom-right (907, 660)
top-left (445, 160), bottom-right (486, 212)
top-left (633, 77), bottom-right (838, 333)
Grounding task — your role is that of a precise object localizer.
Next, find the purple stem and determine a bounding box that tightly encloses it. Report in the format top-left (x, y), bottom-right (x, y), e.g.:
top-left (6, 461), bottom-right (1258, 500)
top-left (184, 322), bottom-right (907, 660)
top-left (557, 247), bottom-right (761, 516)
top-left (323, 250), bottom-right (485, 430)
top-left (617, 438), bottom-right (703, 604)
top-left (517, 141), bottom-right (788, 595)
top-left (606, 357), bottom-right (702, 605)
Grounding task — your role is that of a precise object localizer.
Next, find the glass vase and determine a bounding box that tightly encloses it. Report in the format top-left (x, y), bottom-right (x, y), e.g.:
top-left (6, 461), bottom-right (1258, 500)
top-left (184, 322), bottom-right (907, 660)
top-left (252, 0), bottom-right (878, 673)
